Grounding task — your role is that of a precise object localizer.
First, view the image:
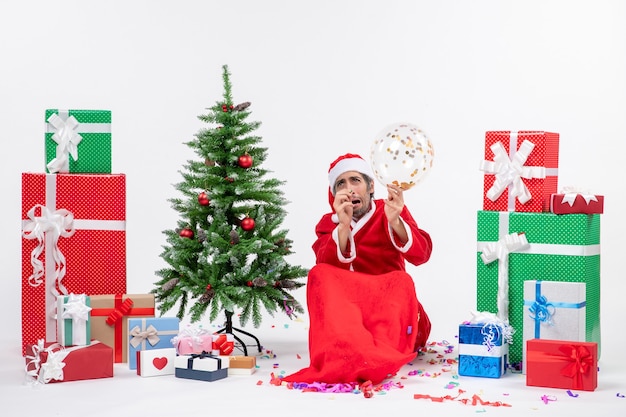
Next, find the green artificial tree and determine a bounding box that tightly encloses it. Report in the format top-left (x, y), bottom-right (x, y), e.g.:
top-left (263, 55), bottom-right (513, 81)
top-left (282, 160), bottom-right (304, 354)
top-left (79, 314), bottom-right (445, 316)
top-left (153, 65), bottom-right (307, 348)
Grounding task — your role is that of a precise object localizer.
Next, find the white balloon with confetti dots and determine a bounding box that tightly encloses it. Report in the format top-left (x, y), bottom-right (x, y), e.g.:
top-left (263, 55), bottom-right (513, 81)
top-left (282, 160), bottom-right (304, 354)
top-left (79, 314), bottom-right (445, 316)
top-left (369, 122), bottom-right (435, 190)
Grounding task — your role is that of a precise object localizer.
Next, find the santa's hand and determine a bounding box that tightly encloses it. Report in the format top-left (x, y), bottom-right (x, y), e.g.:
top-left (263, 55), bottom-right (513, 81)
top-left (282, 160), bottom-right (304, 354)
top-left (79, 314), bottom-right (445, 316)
top-left (384, 184), bottom-right (404, 222)
top-left (333, 190), bottom-right (354, 225)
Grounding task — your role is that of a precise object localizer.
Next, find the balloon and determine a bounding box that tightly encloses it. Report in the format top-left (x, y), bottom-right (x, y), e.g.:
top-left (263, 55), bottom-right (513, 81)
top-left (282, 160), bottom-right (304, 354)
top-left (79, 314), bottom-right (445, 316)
top-left (369, 122), bottom-right (435, 190)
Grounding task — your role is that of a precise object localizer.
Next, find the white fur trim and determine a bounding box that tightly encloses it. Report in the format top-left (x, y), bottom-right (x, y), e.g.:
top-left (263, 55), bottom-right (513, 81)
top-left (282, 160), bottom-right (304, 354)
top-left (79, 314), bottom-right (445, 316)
top-left (328, 157), bottom-right (374, 194)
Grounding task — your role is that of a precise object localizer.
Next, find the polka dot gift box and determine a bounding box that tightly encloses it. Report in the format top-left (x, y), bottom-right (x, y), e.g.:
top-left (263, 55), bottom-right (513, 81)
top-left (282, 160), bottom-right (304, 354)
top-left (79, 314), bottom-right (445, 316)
top-left (21, 173), bottom-right (126, 355)
top-left (476, 210), bottom-right (600, 366)
top-left (479, 131), bottom-right (559, 213)
top-left (45, 109), bottom-right (112, 174)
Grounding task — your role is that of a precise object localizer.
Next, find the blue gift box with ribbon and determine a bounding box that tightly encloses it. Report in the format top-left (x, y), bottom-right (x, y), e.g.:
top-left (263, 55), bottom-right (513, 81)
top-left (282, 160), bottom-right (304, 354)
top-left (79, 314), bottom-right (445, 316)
top-left (127, 317), bottom-right (180, 370)
top-left (522, 280), bottom-right (586, 373)
top-left (458, 313), bottom-right (513, 378)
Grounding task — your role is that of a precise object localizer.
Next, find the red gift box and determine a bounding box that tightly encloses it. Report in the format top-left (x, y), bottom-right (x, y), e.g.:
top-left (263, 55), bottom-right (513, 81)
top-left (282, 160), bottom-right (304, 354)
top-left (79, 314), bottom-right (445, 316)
top-left (480, 131), bottom-right (559, 212)
top-left (24, 340), bottom-right (113, 384)
top-left (526, 339), bottom-right (597, 391)
top-left (21, 173), bottom-right (126, 355)
top-left (550, 192), bottom-right (604, 215)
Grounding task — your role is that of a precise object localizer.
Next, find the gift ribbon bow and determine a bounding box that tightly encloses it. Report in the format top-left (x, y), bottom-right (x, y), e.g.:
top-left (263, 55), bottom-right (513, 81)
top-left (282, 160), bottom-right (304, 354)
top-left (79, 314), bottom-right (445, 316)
top-left (525, 280), bottom-right (586, 338)
top-left (129, 324), bottom-right (160, 348)
top-left (558, 345), bottom-right (594, 390)
top-left (480, 232), bottom-right (530, 322)
top-left (188, 351), bottom-right (222, 370)
top-left (559, 186), bottom-right (598, 206)
top-left (171, 326), bottom-right (211, 349)
top-left (21, 204), bottom-right (76, 293)
top-left (467, 310), bottom-right (515, 349)
top-left (105, 297), bottom-right (134, 326)
top-left (480, 139), bottom-right (546, 204)
top-left (24, 339), bottom-right (67, 384)
top-left (61, 293), bottom-right (91, 323)
top-left (46, 113), bottom-right (83, 174)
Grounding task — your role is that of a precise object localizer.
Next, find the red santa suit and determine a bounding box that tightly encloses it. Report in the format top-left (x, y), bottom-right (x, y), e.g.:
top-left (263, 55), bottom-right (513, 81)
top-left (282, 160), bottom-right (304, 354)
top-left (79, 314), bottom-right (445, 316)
top-left (282, 155), bottom-right (432, 385)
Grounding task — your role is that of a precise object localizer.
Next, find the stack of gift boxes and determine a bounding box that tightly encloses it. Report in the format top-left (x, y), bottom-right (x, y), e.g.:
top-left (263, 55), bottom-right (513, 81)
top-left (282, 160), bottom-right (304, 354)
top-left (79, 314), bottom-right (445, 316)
top-left (21, 109), bottom-right (255, 384)
top-left (457, 131), bottom-right (603, 392)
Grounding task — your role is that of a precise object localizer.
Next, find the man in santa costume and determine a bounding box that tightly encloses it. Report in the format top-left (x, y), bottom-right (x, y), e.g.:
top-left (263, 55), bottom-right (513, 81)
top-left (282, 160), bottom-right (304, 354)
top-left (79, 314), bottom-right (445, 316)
top-left (282, 153), bottom-right (432, 386)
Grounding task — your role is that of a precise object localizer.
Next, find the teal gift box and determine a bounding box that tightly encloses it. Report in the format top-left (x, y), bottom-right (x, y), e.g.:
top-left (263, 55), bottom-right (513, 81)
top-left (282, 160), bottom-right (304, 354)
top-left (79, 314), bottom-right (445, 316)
top-left (45, 109), bottom-right (112, 174)
top-left (56, 293), bottom-right (91, 347)
top-left (127, 317), bottom-right (179, 370)
top-left (476, 210), bottom-right (600, 365)
top-left (458, 322), bottom-right (509, 378)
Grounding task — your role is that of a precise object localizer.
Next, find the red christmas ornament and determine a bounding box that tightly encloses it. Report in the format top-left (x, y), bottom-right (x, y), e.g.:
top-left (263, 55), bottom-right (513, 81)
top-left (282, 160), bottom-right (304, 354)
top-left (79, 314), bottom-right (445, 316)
top-left (246, 281), bottom-right (253, 287)
top-left (221, 104), bottom-right (228, 112)
top-left (198, 191), bottom-right (210, 206)
top-left (238, 154), bottom-right (253, 168)
top-left (179, 228), bottom-right (194, 239)
top-left (205, 284), bottom-right (212, 291)
top-left (241, 217), bottom-right (255, 231)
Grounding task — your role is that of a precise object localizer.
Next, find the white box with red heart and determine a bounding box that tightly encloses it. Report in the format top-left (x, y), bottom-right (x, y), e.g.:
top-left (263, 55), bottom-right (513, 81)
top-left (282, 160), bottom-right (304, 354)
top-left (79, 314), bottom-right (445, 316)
top-left (136, 348), bottom-right (176, 377)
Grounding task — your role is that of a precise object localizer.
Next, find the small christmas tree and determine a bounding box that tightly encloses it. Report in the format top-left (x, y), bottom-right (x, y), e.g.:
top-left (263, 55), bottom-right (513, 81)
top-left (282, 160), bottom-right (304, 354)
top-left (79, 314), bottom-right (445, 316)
top-left (153, 65), bottom-right (307, 331)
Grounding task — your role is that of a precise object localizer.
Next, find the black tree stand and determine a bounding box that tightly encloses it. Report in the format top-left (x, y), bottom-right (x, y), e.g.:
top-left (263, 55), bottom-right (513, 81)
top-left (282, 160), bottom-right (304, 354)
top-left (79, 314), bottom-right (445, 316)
top-left (215, 310), bottom-right (262, 356)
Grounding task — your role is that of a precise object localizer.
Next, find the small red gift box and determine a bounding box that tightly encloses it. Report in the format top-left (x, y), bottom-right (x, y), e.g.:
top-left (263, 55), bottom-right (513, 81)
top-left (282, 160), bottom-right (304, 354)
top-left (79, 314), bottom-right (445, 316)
top-left (24, 340), bottom-right (113, 384)
top-left (550, 192), bottom-right (604, 215)
top-left (480, 131), bottom-right (559, 212)
top-left (21, 173), bottom-right (126, 355)
top-left (526, 339), bottom-right (597, 391)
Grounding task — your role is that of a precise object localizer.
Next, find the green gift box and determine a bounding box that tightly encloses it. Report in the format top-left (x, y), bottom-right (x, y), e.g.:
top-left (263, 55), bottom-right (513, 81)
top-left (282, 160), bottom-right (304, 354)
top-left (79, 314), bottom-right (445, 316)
top-left (476, 210), bottom-right (600, 365)
top-left (45, 109), bottom-right (112, 174)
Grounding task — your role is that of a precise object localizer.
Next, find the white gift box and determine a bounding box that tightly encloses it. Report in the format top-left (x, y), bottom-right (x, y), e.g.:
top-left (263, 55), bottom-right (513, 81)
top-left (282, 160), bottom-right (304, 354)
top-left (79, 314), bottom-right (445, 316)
top-left (136, 348), bottom-right (176, 377)
top-left (522, 280), bottom-right (586, 373)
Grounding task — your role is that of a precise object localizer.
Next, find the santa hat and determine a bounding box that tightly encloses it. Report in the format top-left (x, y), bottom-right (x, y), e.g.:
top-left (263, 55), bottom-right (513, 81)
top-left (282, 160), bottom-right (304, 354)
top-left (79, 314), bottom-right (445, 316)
top-left (327, 153), bottom-right (375, 207)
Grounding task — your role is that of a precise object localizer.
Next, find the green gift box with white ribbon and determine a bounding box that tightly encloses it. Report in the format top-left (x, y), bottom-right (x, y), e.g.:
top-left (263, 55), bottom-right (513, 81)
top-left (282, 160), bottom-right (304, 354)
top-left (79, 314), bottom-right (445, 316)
top-left (476, 210), bottom-right (600, 365)
top-left (45, 109), bottom-right (112, 174)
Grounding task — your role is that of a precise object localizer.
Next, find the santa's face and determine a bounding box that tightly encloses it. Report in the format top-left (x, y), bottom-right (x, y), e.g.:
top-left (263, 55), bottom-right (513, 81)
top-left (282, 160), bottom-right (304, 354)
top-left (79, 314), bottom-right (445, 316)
top-left (333, 171), bottom-right (374, 219)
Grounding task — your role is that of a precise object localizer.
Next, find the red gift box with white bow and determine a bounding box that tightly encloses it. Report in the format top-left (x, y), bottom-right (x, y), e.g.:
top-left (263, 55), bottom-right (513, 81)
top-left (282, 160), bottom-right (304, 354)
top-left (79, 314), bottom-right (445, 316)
top-left (550, 188), bottom-right (604, 214)
top-left (21, 173), bottom-right (126, 355)
top-left (480, 131), bottom-right (559, 212)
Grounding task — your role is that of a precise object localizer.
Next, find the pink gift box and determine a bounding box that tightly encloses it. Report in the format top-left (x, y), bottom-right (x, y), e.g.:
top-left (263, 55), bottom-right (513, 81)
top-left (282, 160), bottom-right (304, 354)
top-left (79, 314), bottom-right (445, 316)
top-left (481, 131), bottom-right (559, 212)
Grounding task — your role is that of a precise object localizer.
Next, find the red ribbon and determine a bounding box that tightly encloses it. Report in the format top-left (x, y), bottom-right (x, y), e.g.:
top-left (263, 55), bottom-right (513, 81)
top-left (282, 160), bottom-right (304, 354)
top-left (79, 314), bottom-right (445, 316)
top-left (212, 334), bottom-right (234, 355)
top-left (558, 345), bottom-right (593, 390)
top-left (91, 295), bottom-right (155, 362)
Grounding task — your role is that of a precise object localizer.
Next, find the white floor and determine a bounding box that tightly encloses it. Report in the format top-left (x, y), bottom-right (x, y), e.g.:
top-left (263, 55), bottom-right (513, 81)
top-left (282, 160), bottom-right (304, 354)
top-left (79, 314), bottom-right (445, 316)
top-left (1, 315), bottom-right (624, 417)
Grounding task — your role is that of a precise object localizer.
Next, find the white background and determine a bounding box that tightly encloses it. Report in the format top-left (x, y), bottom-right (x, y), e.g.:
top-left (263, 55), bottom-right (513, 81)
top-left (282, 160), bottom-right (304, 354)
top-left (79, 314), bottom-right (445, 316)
top-left (1, 1), bottom-right (625, 415)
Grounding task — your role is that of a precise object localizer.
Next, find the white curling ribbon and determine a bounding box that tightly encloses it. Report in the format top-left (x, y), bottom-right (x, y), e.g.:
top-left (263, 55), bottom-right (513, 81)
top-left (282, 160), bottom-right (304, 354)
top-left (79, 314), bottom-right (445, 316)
top-left (24, 339), bottom-right (67, 385)
top-left (172, 326), bottom-right (210, 349)
top-left (60, 294), bottom-right (91, 345)
top-left (480, 140), bottom-right (546, 204)
top-left (46, 113), bottom-right (82, 173)
top-left (468, 311), bottom-right (515, 346)
top-left (129, 324), bottom-right (161, 348)
top-left (480, 232), bottom-right (530, 322)
top-left (22, 204), bottom-right (76, 292)
top-left (559, 186), bottom-right (598, 206)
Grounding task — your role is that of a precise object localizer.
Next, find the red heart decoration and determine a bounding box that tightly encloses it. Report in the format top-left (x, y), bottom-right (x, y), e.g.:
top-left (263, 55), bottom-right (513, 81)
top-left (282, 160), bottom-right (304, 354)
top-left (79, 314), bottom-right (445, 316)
top-left (153, 357), bottom-right (168, 370)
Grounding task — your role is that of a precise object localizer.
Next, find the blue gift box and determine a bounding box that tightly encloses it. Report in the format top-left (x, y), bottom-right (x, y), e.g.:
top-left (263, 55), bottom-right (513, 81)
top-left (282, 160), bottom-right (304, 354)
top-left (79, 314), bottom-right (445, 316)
top-left (127, 317), bottom-right (180, 370)
top-left (174, 353), bottom-right (228, 382)
top-left (458, 322), bottom-right (509, 378)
